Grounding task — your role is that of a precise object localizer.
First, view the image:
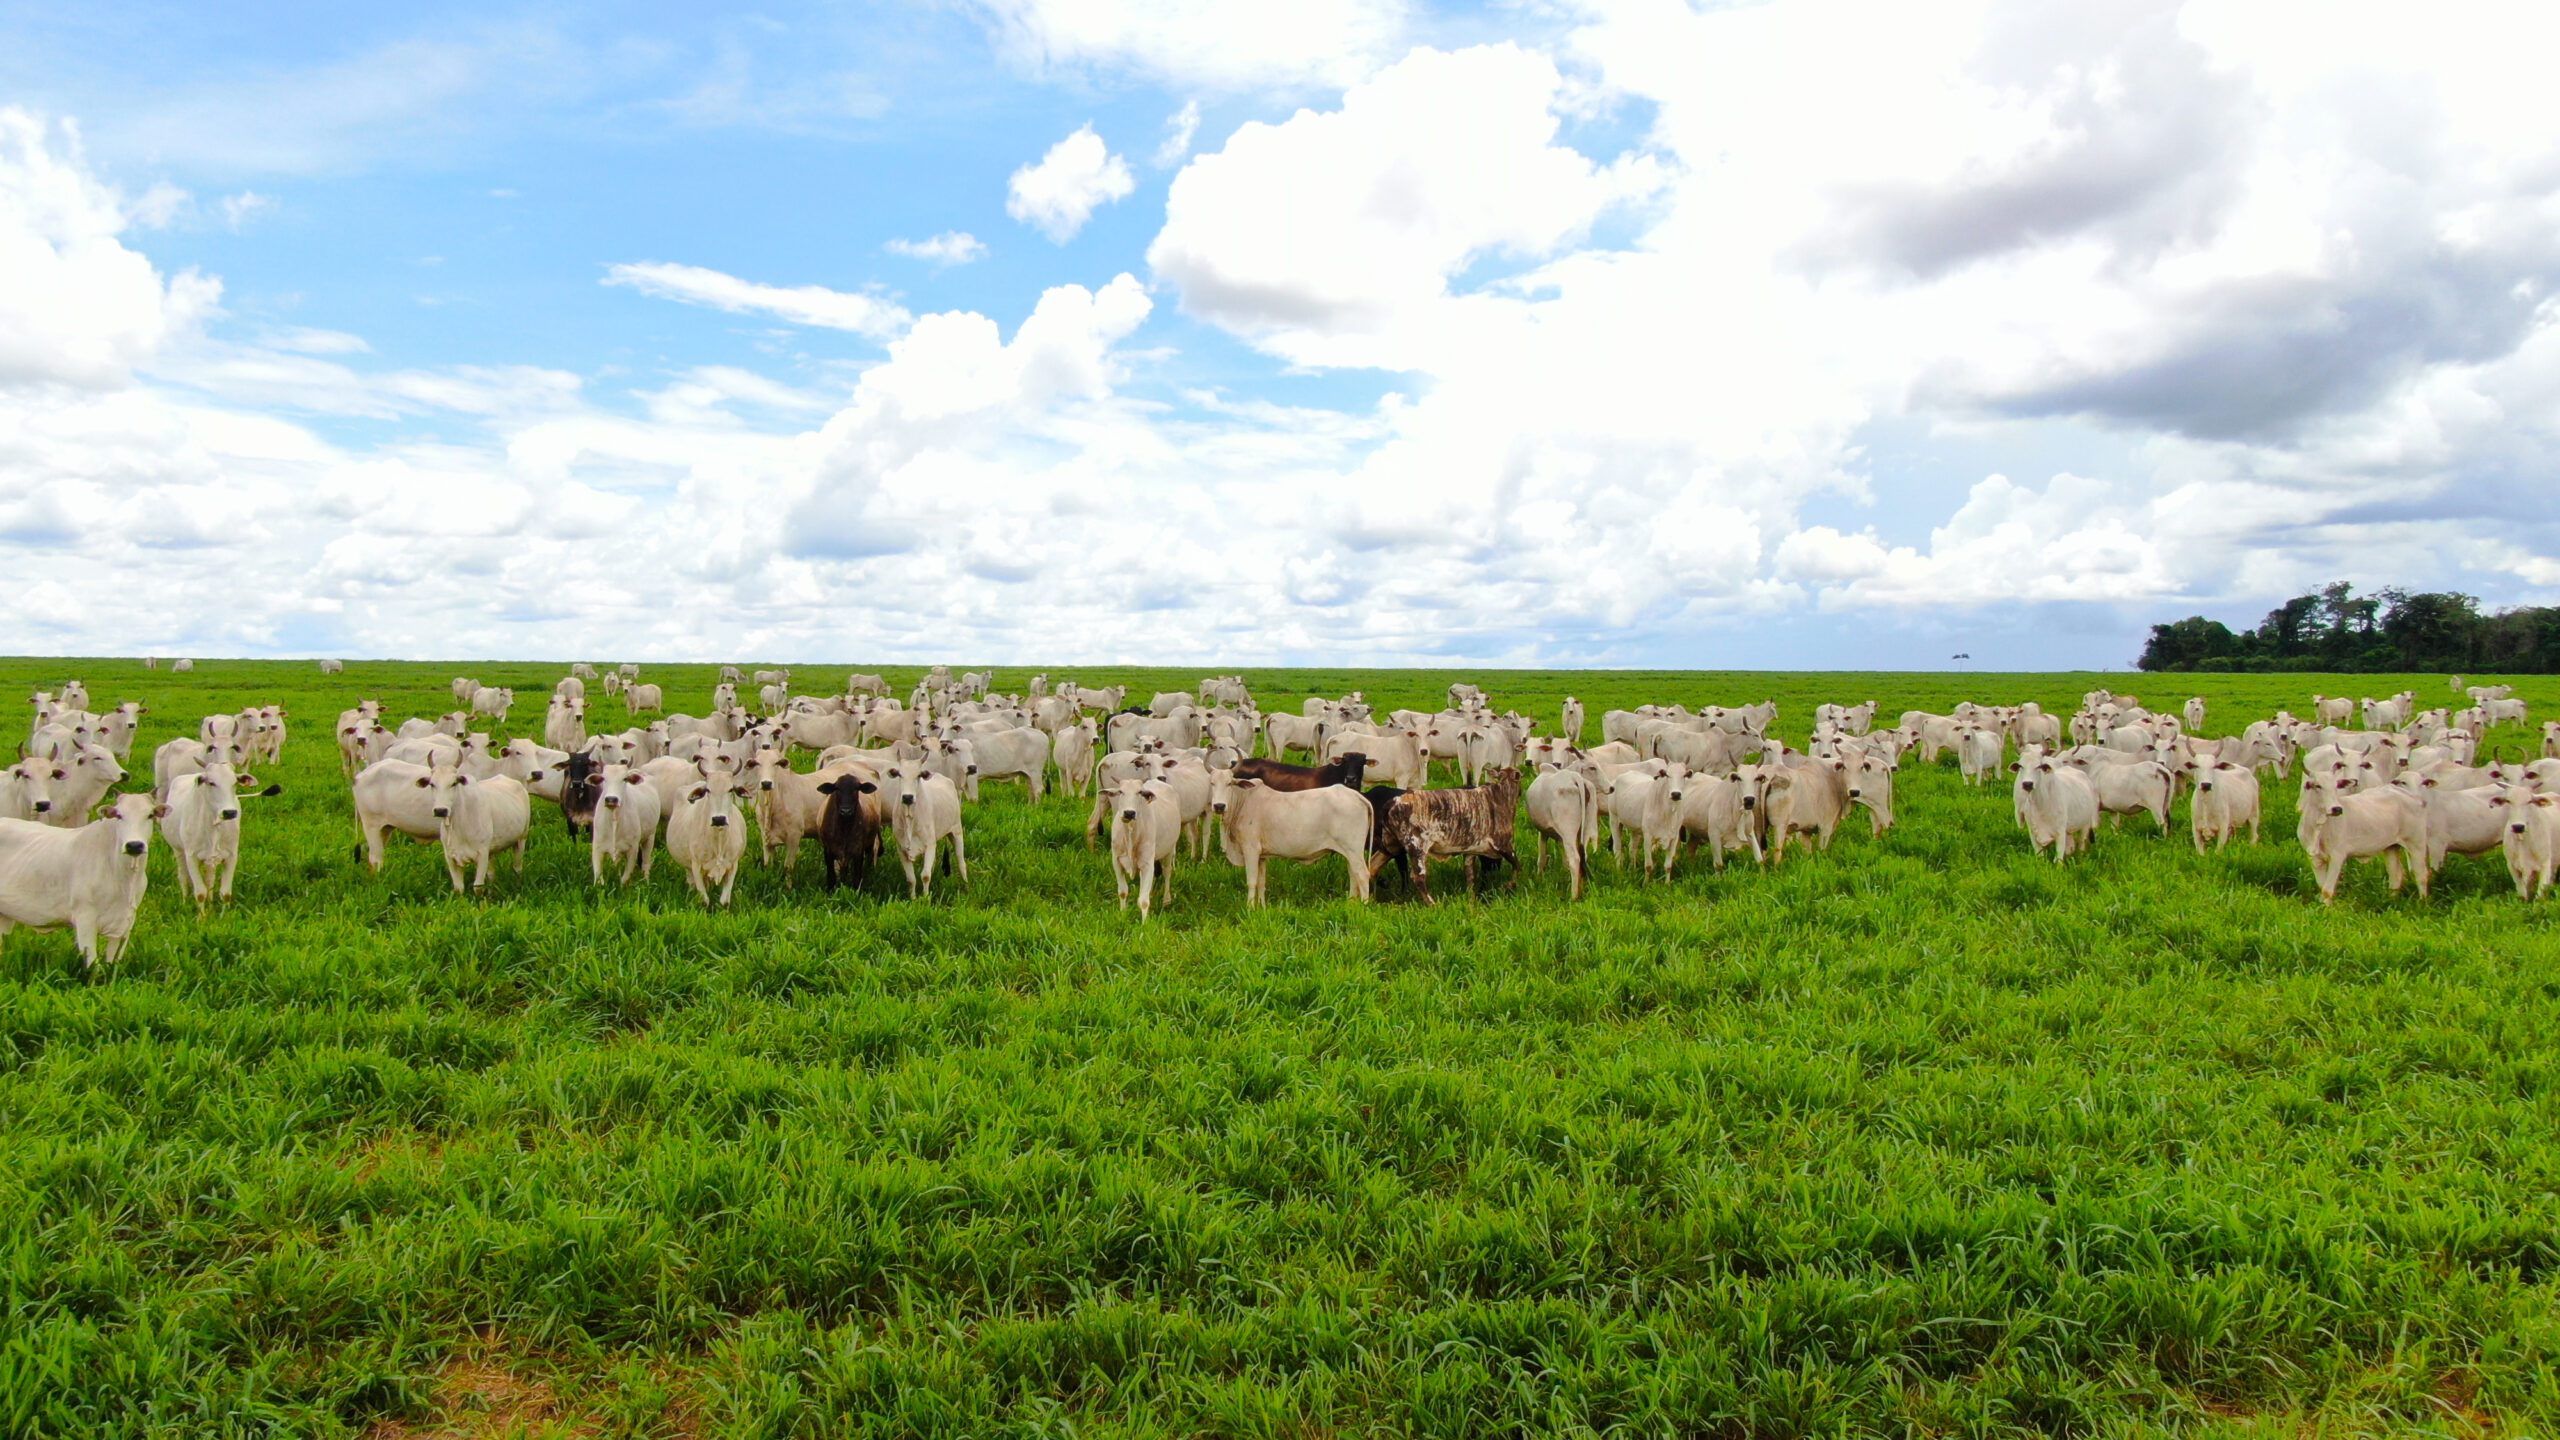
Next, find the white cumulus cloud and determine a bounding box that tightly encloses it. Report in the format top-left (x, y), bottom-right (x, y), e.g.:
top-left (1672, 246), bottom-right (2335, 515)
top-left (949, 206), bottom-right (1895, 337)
top-left (0, 108), bottom-right (220, 390)
top-left (1150, 45), bottom-right (1664, 364)
top-left (1006, 125), bottom-right (1135, 244)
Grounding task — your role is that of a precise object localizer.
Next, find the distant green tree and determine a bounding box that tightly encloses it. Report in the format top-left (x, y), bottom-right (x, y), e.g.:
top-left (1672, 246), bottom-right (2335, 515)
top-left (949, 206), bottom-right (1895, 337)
top-left (2257, 592), bottom-right (2324, 658)
top-left (2136, 616), bottom-right (2242, 672)
top-left (2136, 583), bottom-right (2560, 672)
top-left (2378, 589), bottom-right (2481, 670)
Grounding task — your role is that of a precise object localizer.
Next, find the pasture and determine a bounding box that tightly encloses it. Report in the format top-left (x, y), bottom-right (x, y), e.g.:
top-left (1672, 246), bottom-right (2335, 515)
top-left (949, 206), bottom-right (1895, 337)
top-left (6, 658), bottom-right (2559, 1438)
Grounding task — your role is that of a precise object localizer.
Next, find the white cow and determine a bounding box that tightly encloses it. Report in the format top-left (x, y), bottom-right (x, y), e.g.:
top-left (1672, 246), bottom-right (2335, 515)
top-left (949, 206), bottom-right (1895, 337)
top-left (0, 793), bottom-right (163, 967)
top-left (352, 760), bottom-right (442, 871)
top-left (1264, 712), bottom-right (1324, 760)
top-left (880, 762), bottom-right (966, 899)
top-left (92, 701), bottom-right (147, 761)
top-left (1604, 763), bottom-right (1688, 878)
top-left (1842, 753), bottom-right (1896, 835)
top-left (1955, 726), bottom-right (2004, 785)
top-left (1, 760), bottom-right (58, 822)
top-left (1764, 759), bottom-right (1850, 861)
top-left (2189, 763), bottom-right (2260, 851)
top-left (1523, 765), bottom-right (1596, 899)
top-left (545, 695), bottom-right (588, 753)
top-left (666, 769), bottom-right (750, 906)
top-left (152, 734), bottom-right (242, 797)
top-left (1559, 696), bottom-right (1586, 743)
top-left (2498, 793), bottom-right (2560, 899)
top-left (1209, 774), bottom-right (1371, 906)
top-left (624, 683), bottom-right (664, 715)
top-left (2074, 758), bottom-right (2174, 833)
top-left (2410, 780), bottom-right (2512, 878)
top-left (46, 745), bottom-right (127, 827)
top-left (1053, 720), bottom-right (1098, 797)
top-left (469, 687), bottom-right (515, 724)
top-left (964, 727), bottom-right (1049, 803)
top-left (428, 763), bottom-right (531, 894)
top-left (170, 659), bottom-right (194, 673)
top-left (590, 762), bottom-right (661, 885)
top-left (2303, 784), bottom-right (2429, 903)
top-left (1321, 728), bottom-right (1426, 791)
top-left (2014, 759), bottom-right (2099, 862)
top-left (1453, 724), bottom-right (1519, 786)
top-left (1678, 766), bottom-right (1773, 869)
top-left (319, 658), bottom-right (345, 674)
top-left (160, 761), bottom-right (279, 909)
top-left (1106, 777), bottom-right (1182, 917)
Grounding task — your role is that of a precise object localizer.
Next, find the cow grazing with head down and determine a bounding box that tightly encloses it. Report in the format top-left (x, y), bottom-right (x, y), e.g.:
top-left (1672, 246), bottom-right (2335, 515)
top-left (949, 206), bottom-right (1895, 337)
top-left (1381, 768), bottom-right (1522, 904)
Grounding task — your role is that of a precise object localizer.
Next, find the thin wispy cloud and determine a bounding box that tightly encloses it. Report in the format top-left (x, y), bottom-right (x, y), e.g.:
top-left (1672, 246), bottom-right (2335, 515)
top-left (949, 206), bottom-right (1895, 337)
top-left (601, 261), bottom-right (910, 337)
top-left (1154, 100), bottom-right (1200, 167)
top-left (885, 231), bottom-right (988, 266)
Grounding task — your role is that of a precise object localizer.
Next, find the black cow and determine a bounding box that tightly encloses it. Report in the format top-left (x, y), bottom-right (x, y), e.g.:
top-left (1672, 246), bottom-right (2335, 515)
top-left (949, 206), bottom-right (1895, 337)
top-left (1231, 752), bottom-right (1367, 792)
top-left (560, 752), bottom-right (601, 839)
top-left (813, 775), bottom-right (882, 892)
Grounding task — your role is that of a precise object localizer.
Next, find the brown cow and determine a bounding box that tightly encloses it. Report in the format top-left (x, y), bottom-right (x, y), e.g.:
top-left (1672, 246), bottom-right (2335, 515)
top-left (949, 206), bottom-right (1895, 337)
top-left (1381, 768), bottom-right (1522, 904)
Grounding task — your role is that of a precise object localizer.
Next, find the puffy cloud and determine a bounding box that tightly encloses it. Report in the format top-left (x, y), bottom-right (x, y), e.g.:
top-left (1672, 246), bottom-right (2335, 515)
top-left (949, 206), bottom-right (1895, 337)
top-left (966, 0), bottom-right (1406, 91)
top-left (1006, 125), bottom-right (1135, 243)
top-left (0, 109), bottom-right (219, 389)
top-left (1150, 45), bottom-right (1662, 362)
top-left (1120, 0), bottom-right (2560, 649)
top-left (16, 3), bottom-right (2560, 667)
top-left (884, 231), bottom-right (989, 266)
top-left (602, 261), bottom-right (910, 337)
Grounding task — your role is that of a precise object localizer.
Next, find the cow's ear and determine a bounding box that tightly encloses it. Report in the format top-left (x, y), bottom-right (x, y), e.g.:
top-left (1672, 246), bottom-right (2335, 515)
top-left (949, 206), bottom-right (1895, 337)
top-left (858, 781), bottom-right (876, 793)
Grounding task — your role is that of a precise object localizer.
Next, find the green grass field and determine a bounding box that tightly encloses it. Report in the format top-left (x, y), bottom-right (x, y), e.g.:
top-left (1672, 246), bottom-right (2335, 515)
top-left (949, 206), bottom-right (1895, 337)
top-left (6, 658), bottom-right (2558, 1437)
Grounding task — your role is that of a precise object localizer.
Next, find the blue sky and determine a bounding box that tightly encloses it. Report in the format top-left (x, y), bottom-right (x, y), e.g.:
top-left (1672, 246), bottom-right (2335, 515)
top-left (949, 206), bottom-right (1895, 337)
top-left (4, 0), bottom-right (2558, 666)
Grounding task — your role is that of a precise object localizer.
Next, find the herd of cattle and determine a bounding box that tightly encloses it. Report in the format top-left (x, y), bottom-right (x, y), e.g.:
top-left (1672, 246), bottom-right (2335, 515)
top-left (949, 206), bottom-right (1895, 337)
top-left (2, 664), bottom-right (2553, 966)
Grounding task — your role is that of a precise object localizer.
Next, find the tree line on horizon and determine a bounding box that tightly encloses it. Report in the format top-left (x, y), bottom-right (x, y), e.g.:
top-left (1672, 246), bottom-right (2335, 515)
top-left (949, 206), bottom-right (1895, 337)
top-left (2136, 582), bottom-right (2560, 673)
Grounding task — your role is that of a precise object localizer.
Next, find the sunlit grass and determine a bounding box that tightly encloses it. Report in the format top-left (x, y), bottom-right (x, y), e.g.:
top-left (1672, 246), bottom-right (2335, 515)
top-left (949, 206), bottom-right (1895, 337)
top-left (4, 659), bottom-right (2556, 1436)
